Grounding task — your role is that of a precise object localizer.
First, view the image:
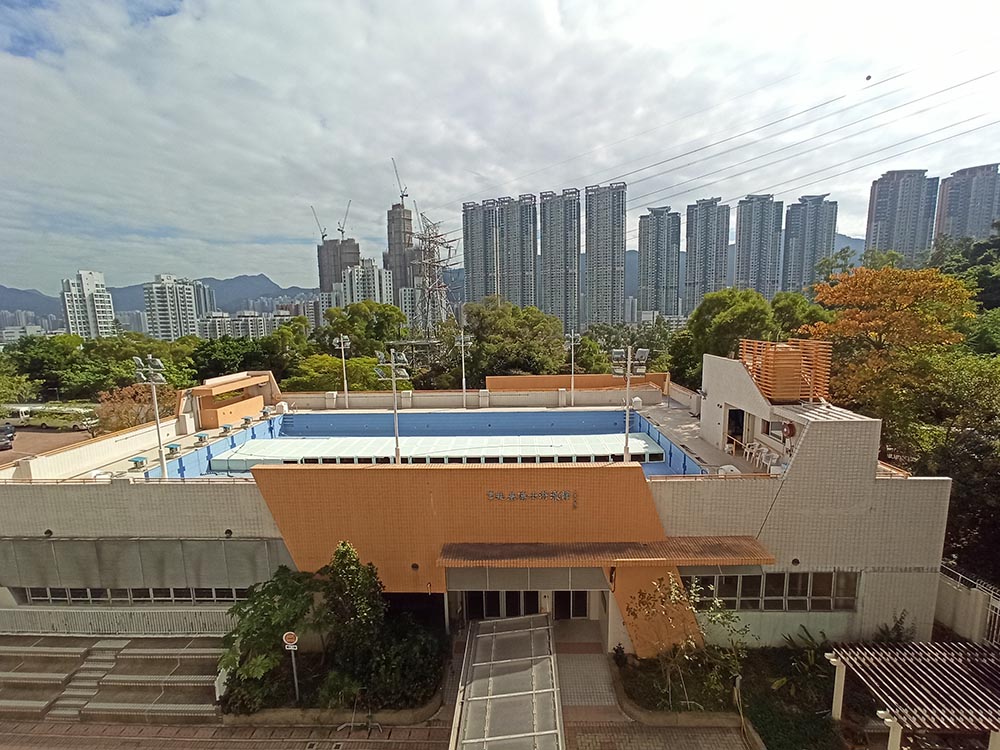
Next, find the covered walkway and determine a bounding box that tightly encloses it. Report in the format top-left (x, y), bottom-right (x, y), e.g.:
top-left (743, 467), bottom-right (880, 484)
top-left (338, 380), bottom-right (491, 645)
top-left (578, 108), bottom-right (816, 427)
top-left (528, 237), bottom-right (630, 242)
top-left (827, 642), bottom-right (1000, 749)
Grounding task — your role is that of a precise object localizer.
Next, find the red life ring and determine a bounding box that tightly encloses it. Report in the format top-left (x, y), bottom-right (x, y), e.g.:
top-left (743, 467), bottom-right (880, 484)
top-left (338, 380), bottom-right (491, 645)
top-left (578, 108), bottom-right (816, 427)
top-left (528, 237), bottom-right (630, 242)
top-left (782, 422), bottom-right (796, 439)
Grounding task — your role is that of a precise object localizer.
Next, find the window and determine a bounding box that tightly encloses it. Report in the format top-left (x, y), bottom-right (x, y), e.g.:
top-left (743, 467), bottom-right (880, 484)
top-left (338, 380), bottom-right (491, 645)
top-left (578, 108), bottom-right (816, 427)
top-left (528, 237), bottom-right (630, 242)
top-left (678, 572), bottom-right (860, 612)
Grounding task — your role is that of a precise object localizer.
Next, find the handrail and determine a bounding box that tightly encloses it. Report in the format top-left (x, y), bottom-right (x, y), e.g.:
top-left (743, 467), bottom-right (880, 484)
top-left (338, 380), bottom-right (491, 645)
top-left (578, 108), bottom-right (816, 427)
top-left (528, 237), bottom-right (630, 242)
top-left (942, 563), bottom-right (1000, 600)
top-left (876, 460), bottom-right (910, 478)
top-left (0, 476), bottom-right (256, 485)
top-left (648, 472), bottom-right (776, 481)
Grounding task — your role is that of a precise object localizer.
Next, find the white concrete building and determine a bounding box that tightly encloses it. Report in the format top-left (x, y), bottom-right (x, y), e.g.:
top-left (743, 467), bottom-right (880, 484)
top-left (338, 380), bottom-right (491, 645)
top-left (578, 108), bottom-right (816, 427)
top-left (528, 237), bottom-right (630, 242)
top-left (935, 163), bottom-right (1000, 242)
top-left (735, 194), bottom-right (783, 299)
top-left (865, 170), bottom-right (939, 267)
top-left (539, 189), bottom-right (581, 332)
top-left (343, 259), bottom-right (393, 305)
top-left (0, 325), bottom-right (44, 343)
top-left (61, 270), bottom-right (116, 339)
top-left (144, 275), bottom-right (199, 341)
top-left (638, 206), bottom-right (682, 318)
top-left (463, 199), bottom-right (500, 304)
top-left (585, 183), bottom-right (627, 327)
top-left (782, 195), bottom-right (838, 293)
top-left (684, 198), bottom-right (731, 314)
top-left (0, 342), bottom-right (951, 651)
top-left (497, 194), bottom-right (537, 308)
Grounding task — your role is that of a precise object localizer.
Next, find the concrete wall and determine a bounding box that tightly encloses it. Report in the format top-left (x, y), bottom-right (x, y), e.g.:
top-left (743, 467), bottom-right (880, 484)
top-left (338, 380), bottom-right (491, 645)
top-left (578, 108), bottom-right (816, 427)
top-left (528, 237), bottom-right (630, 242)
top-left (199, 394), bottom-right (265, 430)
top-left (486, 373), bottom-right (668, 391)
top-left (649, 415), bottom-right (951, 643)
top-left (699, 356), bottom-right (773, 451)
top-left (0, 479), bottom-right (280, 538)
top-left (2, 418), bottom-right (186, 480)
top-left (936, 575), bottom-right (993, 642)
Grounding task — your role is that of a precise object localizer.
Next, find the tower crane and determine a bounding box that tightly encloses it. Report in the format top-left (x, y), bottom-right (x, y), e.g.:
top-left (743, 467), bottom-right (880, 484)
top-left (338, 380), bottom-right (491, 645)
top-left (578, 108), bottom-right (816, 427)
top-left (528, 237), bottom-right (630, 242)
top-left (392, 157), bottom-right (408, 207)
top-left (336, 200), bottom-right (351, 242)
top-left (310, 205), bottom-right (327, 243)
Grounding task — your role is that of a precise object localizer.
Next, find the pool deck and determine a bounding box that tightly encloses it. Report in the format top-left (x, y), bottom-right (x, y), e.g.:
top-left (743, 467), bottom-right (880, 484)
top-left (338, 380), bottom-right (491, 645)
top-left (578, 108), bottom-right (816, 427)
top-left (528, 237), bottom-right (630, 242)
top-left (640, 401), bottom-right (759, 475)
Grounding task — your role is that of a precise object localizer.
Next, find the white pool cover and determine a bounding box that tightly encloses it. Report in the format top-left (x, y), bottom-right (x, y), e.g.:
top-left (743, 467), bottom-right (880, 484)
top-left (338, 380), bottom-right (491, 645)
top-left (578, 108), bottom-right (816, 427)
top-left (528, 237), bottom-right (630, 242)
top-left (450, 614), bottom-right (564, 750)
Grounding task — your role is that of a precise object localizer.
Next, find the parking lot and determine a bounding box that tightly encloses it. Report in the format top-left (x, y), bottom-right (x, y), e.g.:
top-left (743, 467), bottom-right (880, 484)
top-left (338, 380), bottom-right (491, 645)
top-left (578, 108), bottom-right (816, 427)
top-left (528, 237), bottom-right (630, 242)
top-left (0, 427), bottom-right (92, 465)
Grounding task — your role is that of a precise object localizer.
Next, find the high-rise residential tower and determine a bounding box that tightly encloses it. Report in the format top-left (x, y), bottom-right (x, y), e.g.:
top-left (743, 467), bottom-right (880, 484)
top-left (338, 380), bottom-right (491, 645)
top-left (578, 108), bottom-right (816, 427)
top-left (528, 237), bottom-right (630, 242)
top-left (191, 279), bottom-right (216, 318)
top-left (684, 198), bottom-right (731, 314)
top-left (935, 164), bottom-right (1000, 241)
top-left (584, 183), bottom-right (627, 326)
top-left (865, 170), bottom-right (939, 266)
top-left (383, 202), bottom-right (417, 308)
top-left (144, 275), bottom-right (199, 341)
top-left (782, 195), bottom-right (838, 292)
top-left (637, 206), bottom-right (682, 317)
top-left (496, 195), bottom-right (537, 308)
top-left (61, 270), bottom-right (116, 338)
top-left (343, 258), bottom-right (394, 305)
top-left (734, 195), bottom-right (783, 299)
top-left (539, 189), bottom-right (581, 331)
top-left (317, 238), bottom-right (361, 294)
top-left (462, 199), bottom-right (500, 304)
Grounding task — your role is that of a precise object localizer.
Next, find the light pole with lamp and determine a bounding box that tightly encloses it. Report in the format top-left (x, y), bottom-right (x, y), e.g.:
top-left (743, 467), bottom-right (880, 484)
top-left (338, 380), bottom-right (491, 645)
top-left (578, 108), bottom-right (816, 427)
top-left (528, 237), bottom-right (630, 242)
top-left (375, 349), bottom-right (410, 464)
top-left (332, 334), bottom-right (351, 408)
top-left (564, 331), bottom-right (580, 407)
top-left (457, 331), bottom-right (473, 409)
top-left (610, 347), bottom-right (649, 462)
top-left (133, 355), bottom-right (169, 477)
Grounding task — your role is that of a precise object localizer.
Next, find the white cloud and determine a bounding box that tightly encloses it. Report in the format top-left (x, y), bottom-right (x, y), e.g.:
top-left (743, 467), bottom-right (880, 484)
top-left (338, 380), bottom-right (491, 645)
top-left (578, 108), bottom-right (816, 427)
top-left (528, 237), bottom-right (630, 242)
top-left (1, 0), bottom-right (998, 292)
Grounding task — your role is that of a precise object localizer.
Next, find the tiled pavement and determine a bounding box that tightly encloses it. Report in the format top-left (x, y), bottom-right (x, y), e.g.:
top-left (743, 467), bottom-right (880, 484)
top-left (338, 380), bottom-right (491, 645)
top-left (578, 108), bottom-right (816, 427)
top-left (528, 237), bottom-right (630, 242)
top-left (0, 721), bottom-right (749, 750)
top-left (557, 654), bottom-right (617, 706)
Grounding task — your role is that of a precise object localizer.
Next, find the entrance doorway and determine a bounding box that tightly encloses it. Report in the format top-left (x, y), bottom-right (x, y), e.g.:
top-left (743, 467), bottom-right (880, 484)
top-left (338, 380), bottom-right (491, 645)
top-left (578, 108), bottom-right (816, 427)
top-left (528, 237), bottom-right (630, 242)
top-left (464, 591), bottom-right (540, 620)
top-left (553, 591), bottom-right (588, 620)
top-left (727, 408), bottom-right (745, 445)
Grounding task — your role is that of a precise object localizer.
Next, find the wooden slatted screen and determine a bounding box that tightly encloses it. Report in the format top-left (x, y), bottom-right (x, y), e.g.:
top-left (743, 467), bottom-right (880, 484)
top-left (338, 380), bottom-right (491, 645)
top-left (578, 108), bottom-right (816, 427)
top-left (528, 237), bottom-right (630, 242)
top-left (739, 339), bottom-right (831, 402)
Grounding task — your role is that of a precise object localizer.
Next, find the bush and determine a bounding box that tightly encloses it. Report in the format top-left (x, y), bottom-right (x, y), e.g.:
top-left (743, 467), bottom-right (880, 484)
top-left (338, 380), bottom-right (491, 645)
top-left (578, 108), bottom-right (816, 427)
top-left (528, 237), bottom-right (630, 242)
top-left (222, 672), bottom-right (289, 715)
top-left (366, 617), bottom-right (446, 710)
top-left (746, 693), bottom-right (844, 750)
top-left (316, 670), bottom-right (361, 709)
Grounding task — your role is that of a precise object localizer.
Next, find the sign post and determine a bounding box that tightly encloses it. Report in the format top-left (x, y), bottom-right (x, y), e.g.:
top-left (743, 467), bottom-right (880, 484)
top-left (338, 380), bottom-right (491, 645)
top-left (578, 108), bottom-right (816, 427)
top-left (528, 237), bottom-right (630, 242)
top-left (282, 631), bottom-right (300, 703)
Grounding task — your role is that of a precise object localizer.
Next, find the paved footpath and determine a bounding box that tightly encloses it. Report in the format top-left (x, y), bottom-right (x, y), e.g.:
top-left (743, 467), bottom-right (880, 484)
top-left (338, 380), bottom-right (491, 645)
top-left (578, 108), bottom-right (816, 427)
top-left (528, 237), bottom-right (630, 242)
top-left (0, 721), bottom-right (749, 750)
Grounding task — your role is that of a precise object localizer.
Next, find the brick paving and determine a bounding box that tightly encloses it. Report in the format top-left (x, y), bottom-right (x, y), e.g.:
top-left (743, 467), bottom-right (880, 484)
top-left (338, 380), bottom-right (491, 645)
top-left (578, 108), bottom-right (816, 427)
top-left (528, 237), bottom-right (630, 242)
top-left (0, 720), bottom-right (750, 750)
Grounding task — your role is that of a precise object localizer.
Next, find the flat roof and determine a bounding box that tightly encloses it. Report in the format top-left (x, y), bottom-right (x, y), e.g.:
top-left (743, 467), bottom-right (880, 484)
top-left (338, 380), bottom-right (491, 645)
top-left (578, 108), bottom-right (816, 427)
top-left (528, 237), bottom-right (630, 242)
top-left (773, 402), bottom-right (876, 423)
top-left (451, 614), bottom-right (563, 750)
top-left (210, 432), bottom-right (663, 471)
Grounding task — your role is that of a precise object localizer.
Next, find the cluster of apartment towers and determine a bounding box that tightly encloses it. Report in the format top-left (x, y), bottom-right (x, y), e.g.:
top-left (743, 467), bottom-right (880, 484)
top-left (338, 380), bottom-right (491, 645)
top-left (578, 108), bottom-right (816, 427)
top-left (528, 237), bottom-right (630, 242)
top-left (462, 164), bottom-right (1000, 331)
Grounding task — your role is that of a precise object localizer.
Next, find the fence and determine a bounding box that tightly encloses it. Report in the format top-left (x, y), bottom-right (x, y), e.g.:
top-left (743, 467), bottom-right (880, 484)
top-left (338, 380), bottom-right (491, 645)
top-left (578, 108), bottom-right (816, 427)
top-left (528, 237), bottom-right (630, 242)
top-left (0, 606), bottom-right (233, 636)
top-left (939, 564), bottom-right (1000, 644)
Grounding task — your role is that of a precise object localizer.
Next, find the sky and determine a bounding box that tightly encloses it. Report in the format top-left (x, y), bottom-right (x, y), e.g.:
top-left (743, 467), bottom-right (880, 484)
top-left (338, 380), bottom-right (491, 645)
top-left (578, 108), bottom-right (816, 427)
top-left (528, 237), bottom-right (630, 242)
top-left (2, 0), bottom-right (999, 293)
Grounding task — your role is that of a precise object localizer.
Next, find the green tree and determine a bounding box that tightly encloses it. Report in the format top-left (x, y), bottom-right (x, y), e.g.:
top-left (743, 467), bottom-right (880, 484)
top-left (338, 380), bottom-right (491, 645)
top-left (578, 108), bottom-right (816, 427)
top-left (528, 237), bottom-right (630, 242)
top-left (930, 223), bottom-right (1000, 310)
top-left (966, 309), bottom-right (1000, 354)
top-left (688, 289), bottom-right (779, 360)
top-left (814, 246), bottom-right (856, 283)
top-left (583, 319), bottom-right (674, 363)
top-left (313, 301), bottom-right (407, 357)
top-left (191, 337), bottom-right (267, 380)
top-left (666, 329), bottom-right (700, 389)
top-left (280, 354), bottom-right (407, 392)
top-left (770, 291), bottom-right (832, 338)
top-left (219, 566), bottom-right (318, 712)
top-left (463, 297), bottom-right (565, 387)
top-left (4, 334), bottom-right (84, 396)
top-left (574, 336), bottom-right (611, 374)
top-left (0, 358), bottom-right (40, 403)
top-left (860, 248), bottom-right (905, 269)
top-left (259, 316), bottom-right (312, 381)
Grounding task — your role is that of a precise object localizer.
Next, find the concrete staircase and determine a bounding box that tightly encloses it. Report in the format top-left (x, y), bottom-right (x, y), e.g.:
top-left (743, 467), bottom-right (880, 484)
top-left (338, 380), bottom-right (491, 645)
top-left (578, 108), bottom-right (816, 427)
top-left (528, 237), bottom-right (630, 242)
top-left (47, 640), bottom-right (127, 721)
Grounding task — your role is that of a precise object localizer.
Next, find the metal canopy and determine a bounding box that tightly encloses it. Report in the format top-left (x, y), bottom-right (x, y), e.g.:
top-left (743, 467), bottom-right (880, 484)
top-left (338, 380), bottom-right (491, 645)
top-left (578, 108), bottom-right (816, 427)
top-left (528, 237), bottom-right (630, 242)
top-left (830, 642), bottom-right (1000, 733)
top-left (450, 614), bottom-right (564, 750)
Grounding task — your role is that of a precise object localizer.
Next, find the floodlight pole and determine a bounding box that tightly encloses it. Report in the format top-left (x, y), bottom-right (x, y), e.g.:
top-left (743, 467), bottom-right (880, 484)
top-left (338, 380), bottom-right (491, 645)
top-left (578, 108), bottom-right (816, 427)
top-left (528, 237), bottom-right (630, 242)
top-left (136, 355), bottom-right (168, 478)
top-left (390, 349), bottom-right (401, 464)
top-left (337, 335), bottom-right (351, 409)
top-left (565, 331), bottom-right (580, 407)
top-left (459, 330), bottom-right (468, 410)
top-left (624, 346), bottom-right (632, 462)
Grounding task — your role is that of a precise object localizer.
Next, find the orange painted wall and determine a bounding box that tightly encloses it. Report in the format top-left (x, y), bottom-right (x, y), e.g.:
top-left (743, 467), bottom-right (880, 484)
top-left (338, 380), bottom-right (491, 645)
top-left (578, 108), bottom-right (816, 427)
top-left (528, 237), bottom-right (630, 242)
top-left (199, 394), bottom-right (264, 429)
top-left (251, 463), bottom-right (665, 594)
top-left (608, 565), bottom-right (704, 659)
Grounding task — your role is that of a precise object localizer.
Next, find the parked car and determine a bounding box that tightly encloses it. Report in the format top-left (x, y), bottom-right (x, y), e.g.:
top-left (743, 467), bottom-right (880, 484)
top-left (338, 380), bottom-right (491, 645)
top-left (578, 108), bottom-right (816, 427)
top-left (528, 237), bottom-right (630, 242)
top-left (0, 436), bottom-right (12, 451)
top-left (0, 424), bottom-right (13, 440)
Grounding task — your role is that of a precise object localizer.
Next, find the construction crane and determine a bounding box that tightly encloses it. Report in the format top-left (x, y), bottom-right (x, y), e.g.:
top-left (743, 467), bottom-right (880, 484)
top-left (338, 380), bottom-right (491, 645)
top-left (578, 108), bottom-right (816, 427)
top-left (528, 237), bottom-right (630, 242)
top-left (391, 157), bottom-right (408, 207)
top-left (336, 200), bottom-right (351, 242)
top-left (310, 205), bottom-right (327, 243)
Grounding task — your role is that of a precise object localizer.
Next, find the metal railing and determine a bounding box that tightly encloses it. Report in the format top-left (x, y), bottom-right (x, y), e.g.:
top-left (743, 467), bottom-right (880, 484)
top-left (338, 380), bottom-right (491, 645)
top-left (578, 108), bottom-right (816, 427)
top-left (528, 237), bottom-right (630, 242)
top-left (0, 606), bottom-right (233, 636)
top-left (876, 460), bottom-right (910, 478)
top-left (942, 563), bottom-right (1000, 644)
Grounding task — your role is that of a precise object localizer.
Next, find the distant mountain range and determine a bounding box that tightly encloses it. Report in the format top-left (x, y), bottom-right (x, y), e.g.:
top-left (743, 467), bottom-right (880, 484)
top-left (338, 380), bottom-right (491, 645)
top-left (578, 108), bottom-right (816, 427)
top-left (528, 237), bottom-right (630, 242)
top-left (0, 274), bottom-right (317, 316)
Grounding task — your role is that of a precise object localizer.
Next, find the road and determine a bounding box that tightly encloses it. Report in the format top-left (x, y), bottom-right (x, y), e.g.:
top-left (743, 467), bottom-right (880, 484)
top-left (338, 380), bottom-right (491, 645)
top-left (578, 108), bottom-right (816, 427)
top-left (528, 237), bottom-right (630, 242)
top-left (0, 427), bottom-right (92, 465)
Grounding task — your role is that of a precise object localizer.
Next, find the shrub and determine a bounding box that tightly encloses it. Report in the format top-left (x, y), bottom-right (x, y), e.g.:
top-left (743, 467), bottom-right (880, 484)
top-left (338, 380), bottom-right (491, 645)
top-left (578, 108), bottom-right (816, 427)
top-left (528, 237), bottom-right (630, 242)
top-left (366, 617), bottom-right (446, 710)
top-left (316, 670), bottom-right (361, 709)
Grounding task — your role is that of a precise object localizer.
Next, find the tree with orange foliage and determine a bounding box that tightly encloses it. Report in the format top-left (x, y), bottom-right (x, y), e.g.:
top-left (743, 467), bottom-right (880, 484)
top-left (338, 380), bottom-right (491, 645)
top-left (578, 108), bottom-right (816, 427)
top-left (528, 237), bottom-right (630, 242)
top-left (802, 266), bottom-right (975, 351)
top-left (95, 382), bottom-right (178, 434)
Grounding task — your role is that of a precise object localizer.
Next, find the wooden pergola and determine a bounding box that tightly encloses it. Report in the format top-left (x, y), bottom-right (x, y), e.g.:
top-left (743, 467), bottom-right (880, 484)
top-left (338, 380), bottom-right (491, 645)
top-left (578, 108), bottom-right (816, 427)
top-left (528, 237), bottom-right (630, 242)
top-left (826, 642), bottom-right (1000, 750)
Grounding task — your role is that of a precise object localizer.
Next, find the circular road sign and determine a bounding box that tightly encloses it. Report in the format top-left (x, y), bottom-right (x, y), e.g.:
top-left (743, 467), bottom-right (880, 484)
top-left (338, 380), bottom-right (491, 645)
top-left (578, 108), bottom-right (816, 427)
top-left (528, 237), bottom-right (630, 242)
top-left (282, 631), bottom-right (298, 646)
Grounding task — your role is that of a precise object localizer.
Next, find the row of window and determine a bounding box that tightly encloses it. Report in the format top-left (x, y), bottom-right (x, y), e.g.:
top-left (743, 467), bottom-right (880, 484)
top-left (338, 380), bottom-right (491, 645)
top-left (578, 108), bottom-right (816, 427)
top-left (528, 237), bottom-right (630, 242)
top-left (291, 452), bottom-right (666, 466)
top-left (12, 587), bottom-right (249, 606)
top-left (680, 571), bottom-right (860, 612)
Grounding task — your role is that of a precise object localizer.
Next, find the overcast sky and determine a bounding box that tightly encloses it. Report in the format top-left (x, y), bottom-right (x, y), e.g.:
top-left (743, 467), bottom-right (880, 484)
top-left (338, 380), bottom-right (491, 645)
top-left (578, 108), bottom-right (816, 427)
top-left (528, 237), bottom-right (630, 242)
top-left (3, 0), bottom-right (999, 293)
